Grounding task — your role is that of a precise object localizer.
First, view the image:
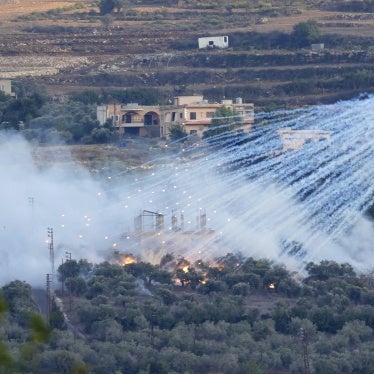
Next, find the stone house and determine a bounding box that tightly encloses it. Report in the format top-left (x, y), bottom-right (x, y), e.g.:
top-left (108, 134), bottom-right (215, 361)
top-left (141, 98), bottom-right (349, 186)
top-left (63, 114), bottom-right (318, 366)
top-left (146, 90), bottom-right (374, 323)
top-left (97, 103), bottom-right (161, 137)
top-left (97, 95), bottom-right (254, 139)
top-left (160, 96), bottom-right (254, 138)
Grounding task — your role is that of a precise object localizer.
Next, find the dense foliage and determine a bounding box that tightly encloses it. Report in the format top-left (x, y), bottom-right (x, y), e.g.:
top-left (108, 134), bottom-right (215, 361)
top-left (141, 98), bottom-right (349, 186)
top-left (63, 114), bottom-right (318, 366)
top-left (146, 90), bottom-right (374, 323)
top-left (167, 124), bottom-right (187, 141)
top-left (203, 107), bottom-right (243, 139)
top-left (1, 256), bottom-right (374, 373)
top-left (291, 20), bottom-right (321, 48)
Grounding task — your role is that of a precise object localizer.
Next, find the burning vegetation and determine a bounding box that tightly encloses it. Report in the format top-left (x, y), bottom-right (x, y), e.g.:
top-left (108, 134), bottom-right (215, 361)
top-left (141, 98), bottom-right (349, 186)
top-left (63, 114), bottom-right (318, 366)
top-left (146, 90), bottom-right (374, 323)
top-left (108, 249), bottom-right (286, 293)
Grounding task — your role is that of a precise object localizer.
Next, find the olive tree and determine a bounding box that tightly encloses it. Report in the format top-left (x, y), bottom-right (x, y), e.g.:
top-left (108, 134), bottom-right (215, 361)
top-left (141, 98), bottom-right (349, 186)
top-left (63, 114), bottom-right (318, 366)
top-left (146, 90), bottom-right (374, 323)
top-left (292, 20), bottom-right (321, 47)
top-left (99, 0), bottom-right (130, 15)
top-left (203, 107), bottom-right (243, 139)
top-left (98, 0), bottom-right (116, 15)
top-left (168, 124), bottom-right (187, 141)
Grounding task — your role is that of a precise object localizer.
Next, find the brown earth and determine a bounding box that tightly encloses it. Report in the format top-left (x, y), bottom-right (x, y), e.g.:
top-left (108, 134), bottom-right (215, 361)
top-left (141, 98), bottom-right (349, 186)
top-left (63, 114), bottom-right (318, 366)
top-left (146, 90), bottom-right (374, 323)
top-left (0, 1), bottom-right (373, 109)
top-left (0, 0), bottom-right (74, 20)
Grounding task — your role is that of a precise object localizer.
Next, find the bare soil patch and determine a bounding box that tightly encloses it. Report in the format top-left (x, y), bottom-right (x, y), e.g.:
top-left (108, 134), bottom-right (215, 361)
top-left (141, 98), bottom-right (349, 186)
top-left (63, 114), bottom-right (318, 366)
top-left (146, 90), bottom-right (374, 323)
top-left (0, 1), bottom-right (75, 18)
top-left (0, 55), bottom-right (89, 78)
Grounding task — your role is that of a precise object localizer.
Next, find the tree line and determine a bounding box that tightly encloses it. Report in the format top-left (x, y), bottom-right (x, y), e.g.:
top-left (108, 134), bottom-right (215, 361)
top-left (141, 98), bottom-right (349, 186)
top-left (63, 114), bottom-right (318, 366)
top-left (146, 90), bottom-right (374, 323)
top-left (1, 254), bottom-right (373, 373)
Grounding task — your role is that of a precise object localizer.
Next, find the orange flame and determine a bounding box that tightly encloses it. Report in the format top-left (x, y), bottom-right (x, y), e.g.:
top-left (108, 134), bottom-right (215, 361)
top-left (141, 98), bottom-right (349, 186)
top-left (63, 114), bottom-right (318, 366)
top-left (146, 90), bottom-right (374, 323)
top-left (120, 255), bottom-right (137, 266)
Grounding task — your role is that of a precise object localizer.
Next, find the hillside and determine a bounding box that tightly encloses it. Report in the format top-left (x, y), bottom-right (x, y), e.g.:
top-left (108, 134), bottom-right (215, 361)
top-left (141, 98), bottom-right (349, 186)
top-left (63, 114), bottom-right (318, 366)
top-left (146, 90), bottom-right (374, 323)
top-left (0, 0), bottom-right (373, 109)
top-left (1, 257), bottom-right (374, 373)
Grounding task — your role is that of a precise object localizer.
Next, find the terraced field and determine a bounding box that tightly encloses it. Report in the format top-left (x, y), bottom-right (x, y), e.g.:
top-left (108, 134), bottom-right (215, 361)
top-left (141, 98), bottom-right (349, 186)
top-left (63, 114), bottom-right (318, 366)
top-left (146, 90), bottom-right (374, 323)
top-left (0, 1), bottom-right (373, 109)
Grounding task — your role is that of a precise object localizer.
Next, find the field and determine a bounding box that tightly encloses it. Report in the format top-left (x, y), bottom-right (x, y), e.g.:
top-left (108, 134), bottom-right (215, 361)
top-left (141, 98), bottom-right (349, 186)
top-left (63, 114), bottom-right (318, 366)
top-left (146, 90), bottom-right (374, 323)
top-left (0, 0), bottom-right (373, 109)
top-left (0, 1), bottom-right (73, 17)
top-left (32, 138), bottom-right (168, 172)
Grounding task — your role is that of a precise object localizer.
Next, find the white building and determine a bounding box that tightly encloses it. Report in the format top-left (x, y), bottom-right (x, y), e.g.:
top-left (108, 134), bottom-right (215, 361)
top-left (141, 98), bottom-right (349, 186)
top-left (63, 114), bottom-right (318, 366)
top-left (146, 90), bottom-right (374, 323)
top-left (311, 43), bottom-right (324, 51)
top-left (198, 36), bottom-right (229, 49)
top-left (0, 79), bottom-right (15, 97)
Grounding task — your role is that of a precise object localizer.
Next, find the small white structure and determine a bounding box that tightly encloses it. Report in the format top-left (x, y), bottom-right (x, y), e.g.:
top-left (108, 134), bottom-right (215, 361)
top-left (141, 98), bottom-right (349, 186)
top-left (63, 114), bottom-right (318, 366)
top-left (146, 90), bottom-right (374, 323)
top-left (0, 79), bottom-right (15, 97)
top-left (278, 128), bottom-right (331, 151)
top-left (198, 36), bottom-right (229, 49)
top-left (97, 105), bottom-right (110, 125)
top-left (311, 43), bottom-right (324, 51)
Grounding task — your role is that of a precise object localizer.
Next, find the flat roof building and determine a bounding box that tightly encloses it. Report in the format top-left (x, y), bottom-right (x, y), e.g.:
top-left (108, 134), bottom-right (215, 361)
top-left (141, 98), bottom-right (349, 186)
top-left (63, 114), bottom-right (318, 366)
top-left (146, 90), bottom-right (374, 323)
top-left (198, 36), bottom-right (229, 49)
top-left (98, 96), bottom-right (254, 139)
top-left (161, 96), bottom-right (254, 138)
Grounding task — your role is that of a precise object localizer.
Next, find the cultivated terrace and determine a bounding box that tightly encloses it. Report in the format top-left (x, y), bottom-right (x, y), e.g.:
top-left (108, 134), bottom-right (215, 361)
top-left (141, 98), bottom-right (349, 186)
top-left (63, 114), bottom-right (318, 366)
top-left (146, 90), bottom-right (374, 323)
top-left (0, 0), bottom-right (373, 109)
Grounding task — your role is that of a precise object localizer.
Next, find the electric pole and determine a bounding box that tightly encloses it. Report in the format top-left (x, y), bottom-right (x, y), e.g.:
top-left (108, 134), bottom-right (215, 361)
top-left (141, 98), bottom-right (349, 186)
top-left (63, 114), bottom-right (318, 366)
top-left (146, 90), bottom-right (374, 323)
top-left (28, 196), bottom-right (34, 209)
top-left (65, 251), bottom-right (72, 311)
top-left (47, 227), bottom-right (55, 281)
top-left (300, 328), bottom-right (311, 374)
top-left (46, 273), bottom-right (52, 321)
top-left (60, 258), bottom-right (64, 296)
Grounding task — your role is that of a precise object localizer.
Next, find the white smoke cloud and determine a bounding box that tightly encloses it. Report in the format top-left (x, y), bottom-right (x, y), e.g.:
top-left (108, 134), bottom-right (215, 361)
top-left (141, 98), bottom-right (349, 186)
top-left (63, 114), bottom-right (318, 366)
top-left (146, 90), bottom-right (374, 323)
top-left (339, 217), bottom-right (374, 271)
top-left (1, 95), bottom-right (373, 285)
top-left (0, 133), bottom-right (123, 286)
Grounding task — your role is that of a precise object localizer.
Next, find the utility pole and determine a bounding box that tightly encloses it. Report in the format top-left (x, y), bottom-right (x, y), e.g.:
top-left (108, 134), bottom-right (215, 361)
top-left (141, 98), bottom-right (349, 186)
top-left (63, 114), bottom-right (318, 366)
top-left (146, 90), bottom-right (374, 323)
top-left (46, 273), bottom-right (52, 322)
top-left (47, 228), bottom-right (55, 281)
top-left (65, 251), bottom-right (72, 312)
top-left (150, 307), bottom-right (157, 348)
top-left (300, 328), bottom-right (311, 374)
top-left (28, 197), bottom-right (35, 227)
top-left (28, 196), bottom-right (34, 209)
top-left (60, 258), bottom-right (64, 296)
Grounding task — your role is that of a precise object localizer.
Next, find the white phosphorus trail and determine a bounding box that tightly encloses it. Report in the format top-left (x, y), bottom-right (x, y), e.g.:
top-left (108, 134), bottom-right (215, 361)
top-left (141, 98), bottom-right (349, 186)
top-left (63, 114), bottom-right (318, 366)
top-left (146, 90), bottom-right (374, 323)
top-left (110, 94), bottom-right (373, 269)
top-left (0, 94), bottom-right (373, 284)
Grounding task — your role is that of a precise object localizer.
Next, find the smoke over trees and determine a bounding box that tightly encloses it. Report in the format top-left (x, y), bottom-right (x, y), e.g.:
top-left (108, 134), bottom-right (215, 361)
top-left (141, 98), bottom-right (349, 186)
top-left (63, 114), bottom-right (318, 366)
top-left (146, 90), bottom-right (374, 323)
top-left (1, 257), bottom-right (374, 373)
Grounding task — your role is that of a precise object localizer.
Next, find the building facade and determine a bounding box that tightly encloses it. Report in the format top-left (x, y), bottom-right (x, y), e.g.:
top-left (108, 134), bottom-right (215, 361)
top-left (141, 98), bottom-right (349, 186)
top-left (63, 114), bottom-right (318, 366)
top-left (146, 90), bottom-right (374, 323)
top-left (97, 96), bottom-right (254, 139)
top-left (97, 103), bottom-right (161, 137)
top-left (161, 96), bottom-right (254, 138)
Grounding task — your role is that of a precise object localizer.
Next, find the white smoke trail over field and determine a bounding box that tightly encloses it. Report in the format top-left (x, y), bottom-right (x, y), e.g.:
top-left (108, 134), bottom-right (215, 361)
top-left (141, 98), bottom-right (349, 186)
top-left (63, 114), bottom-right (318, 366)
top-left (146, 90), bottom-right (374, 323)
top-left (0, 95), bottom-right (373, 285)
top-left (110, 94), bottom-right (374, 271)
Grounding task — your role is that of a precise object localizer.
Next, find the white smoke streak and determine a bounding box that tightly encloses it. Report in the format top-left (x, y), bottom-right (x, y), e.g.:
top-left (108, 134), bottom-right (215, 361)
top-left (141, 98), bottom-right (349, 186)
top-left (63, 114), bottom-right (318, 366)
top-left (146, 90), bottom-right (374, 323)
top-left (0, 95), bottom-right (373, 285)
